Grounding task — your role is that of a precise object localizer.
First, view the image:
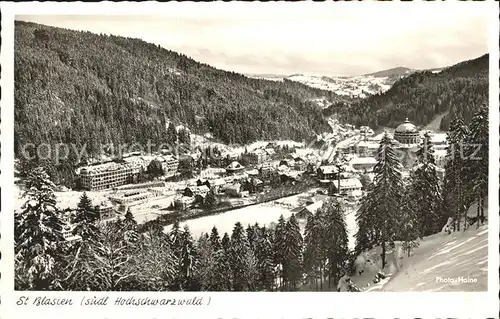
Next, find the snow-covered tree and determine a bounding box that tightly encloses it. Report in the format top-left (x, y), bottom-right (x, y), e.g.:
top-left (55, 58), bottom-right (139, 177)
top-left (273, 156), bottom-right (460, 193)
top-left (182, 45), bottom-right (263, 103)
top-left (254, 226), bottom-right (275, 291)
top-left (204, 189), bottom-right (217, 209)
top-left (443, 116), bottom-right (469, 231)
top-left (229, 222), bottom-right (258, 291)
top-left (209, 226), bottom-right (221, 252)
top-left (355, 132), bottom-right (403, 269)
top-left (176, 226), bottom-right (199, 290)
top-left (15, 167), bottom-right (64, 290)
top-left (65, 221), bottom-right (136, 290)
top-left (303, 214), bottom-right (323, 290)
top-left (412, 133), bottom-right (445, 236)
top-left (273, 215), bottom-right (287, 290)
top-left (134, 226), bottom-right (178, 290)
top-left (210, 248), bottom-right (232, 291)
top-left (317, 199), bottom-right (349, 288)
top-left (73, 191), bottom-right (99, 241)
top-left (194, 235), bottom-right (215, 290)
top-left (399, 186), bottom-right (420, 257)
top-left (283, 214), bottom-right (303, 290)
top-left (465, 105), bottom-right (488, 227)
top-left (123, 208), bottom-right (137, 231)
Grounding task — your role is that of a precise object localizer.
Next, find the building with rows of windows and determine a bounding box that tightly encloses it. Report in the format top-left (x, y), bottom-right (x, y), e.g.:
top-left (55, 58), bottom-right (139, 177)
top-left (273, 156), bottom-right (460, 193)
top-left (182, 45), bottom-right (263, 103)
top-left (79, 162), bottom-right (140, 191)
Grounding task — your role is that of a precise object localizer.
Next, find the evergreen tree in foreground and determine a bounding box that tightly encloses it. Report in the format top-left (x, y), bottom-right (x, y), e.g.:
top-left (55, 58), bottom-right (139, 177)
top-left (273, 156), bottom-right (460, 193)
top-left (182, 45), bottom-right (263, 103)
top-left (273, 215), bottom-right (287, 290)
top-left (229, 222), bottom-right (258, 291)
top-left (303, 214), bottom-right (323, 290)
top-left (443, 116), bottom-right (469, 231)
top-left (355, 132), bottom-right (403, 269)
top-left (254, 226), bottom-right (276, 291)
top-left (399, 185), bottom-right (420, 257)
top-left (283, 214), bottom-right (303, 290)
top-left (15, 167), bottom-right (64, 290)
top-left (465, 105), bottom-right (489, 227)
top-left (412, 132), bottom-right (445, 236)
top-left (317, 199), bottom-right (349, 288)
top-left (209, 226), bottom-right (221, 252)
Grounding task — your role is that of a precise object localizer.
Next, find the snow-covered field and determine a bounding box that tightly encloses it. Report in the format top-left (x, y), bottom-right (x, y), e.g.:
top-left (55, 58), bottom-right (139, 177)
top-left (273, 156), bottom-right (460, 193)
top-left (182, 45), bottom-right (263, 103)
top-left (164, 202), bottom-right (295, 238)
top-left (247, 73), bottom-right (401, 98)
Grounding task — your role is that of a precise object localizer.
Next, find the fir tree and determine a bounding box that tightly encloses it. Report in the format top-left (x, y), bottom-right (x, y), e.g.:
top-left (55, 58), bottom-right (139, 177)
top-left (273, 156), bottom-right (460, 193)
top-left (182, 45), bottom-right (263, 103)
top-left (283, 214), bottom-right (303, 290)
top-left (412, 133), bottom-right (445, 236)
top-left (209, 226), bottom-right (221, 252)
top-left (317, 199), bottom-right (349, 288)
top-left (134, 226), bottom-right (178, 290)
top-left (273, 215), bottom-right (287, 290)
top-left (194, 235), bottom-right (214, 290)
top-left (228, 222), bottom-right (258, 291)
top-left (355, 132), bottom-right (402, 269)
top-left (147, 159), bottom-right (164, 178)
top-left (465, 105), bottom-right (488, 227)
top-left (221, 232), bottom-right (231, 252)
top-left (123, 208), bottom-right (137, 231)
top-left (254, 226), bottom-right (275, 291)
top-left (73, 191), bottom-right (99, 241)
top-left (178, 127), bottom-right (191, 145)
top-left (399, 186), bottom-right (420, 257)
top-left (65, 222), bottom-right (136, 291)
top-left (303, 214), bottom-right (322, 290)
top-left (176, 226), bottom-right (199, 290)
top-left (210, 248), bottom-right (232, 291)
top-left (443, 116), bottom-right (469, 231)
top-left (15, 167), bottom-right (64, 290)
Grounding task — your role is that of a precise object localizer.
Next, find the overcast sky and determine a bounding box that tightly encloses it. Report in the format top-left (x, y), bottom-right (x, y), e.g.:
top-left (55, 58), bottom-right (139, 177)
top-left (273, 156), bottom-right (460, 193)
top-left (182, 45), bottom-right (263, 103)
top-left (16, 2), bottom-right (490, 77)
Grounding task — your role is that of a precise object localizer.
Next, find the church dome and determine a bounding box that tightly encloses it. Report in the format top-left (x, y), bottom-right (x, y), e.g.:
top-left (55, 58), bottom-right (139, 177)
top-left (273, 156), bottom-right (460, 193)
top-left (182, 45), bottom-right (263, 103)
top-left (395, 118), bottom-right (418, 134)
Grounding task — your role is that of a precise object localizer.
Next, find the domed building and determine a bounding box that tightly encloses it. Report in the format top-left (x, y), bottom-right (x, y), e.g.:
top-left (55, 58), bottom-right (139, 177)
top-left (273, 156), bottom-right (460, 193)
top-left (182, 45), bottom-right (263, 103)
top-left (394, 118), bottom-right (420, 145)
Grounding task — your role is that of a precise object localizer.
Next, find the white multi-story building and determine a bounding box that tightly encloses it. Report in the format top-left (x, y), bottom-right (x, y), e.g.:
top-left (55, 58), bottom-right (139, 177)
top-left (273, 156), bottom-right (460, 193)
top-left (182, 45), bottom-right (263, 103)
top-left (79, 162), bottom-right (140, 191)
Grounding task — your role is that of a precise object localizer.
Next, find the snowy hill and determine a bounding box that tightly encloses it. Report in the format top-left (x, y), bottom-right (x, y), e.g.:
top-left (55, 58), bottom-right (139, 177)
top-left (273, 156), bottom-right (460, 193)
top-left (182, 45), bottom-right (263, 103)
top-left (346, 222), bottom-right (488, 292)
top-left (248, 66), bottom-right (450, 98)
top-left (248, 67), bottom-right (416, 98)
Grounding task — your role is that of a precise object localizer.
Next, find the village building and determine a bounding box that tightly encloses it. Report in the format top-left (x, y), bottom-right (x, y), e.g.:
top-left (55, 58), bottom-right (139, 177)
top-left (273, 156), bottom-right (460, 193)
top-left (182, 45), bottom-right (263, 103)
top-left (95, 200), bottom-right (115, 220)
top-left (317, 165), bottom-right (339, 181)
top-left (158, 155), bottom-right (179, 178)
top-left (60, 224), bottom-right (82, 242)
top-left (79, 162), bottom-right (140, 191)
top-left (209, 178), bottom-right (227, 194)
top-left (108, 190), bottom-right (154, 205)
top-left (355, 140), bottom-right (379, 157)
top-left (330, 178), bottom-right (363, 194)
top-left (115, 180), bottom-right (165, 191)
top-left (297, 200), bottom-right (324, 220)
top-left (226, 161), bottom-right (245, 174)
top-left (243, 149), bottom-right (268, 165)
top-left (183, 185), bottom-right (210, 197)
top-left (394, 118), bottom-right (421, 145)
top-left (350, 157), bottom-right (377, 172)
top-left (174, 196), bottom-right (196, 210)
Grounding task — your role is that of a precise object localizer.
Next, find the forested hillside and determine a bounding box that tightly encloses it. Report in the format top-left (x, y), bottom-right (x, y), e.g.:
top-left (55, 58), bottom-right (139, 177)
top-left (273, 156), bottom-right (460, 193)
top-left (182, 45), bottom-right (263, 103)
top-left (324, 54), bottom-right (488, 130)
top-left (14, 21), bottom-right (344, 158)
